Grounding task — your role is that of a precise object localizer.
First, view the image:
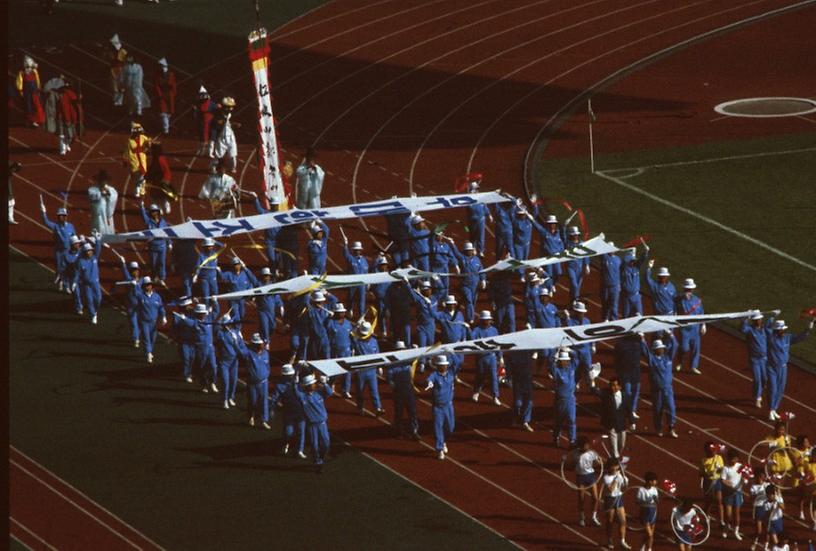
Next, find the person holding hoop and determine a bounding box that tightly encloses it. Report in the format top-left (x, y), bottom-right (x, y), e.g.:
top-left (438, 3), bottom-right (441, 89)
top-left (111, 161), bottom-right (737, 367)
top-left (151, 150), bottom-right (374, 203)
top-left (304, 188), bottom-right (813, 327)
top-left (699, 441), bottom-right (725, 530)
top-left (635, 472), bottom-right (660, 551)
top-left (720, 448), bottom-right (745, 540)
top-left (766, 422), bottom-right (795, 480)
top-left (601, 458), bottom-right (631, 549)
top-left (762, 485), bottom-right (785, 549)
top-left (672, 499), bottom-right (705, 551)
top-left (573, 436), bottom-right (602, 527)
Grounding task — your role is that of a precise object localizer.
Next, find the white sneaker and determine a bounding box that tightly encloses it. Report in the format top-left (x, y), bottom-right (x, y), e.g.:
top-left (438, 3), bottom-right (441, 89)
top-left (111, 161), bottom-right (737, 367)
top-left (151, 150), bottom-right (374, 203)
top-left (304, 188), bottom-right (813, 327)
top-left (185, 376), bottom-right (193, 383)
top-left (443, 443), bottom-right (448, 454)
top-left (471, 392), bottom-right (479, 402)
top-left (675, 364), bottom-right (682, 372)
top-left (228, 399), bottom-right (236, 406)
top-left (201, 386), bottom-right (209, 393)
top-left (248, 417), bottom-right (255, 426)
top-left (210, 383), bottom-right (218, 392)
top-left (755, 398), bottom-right (762, 408)
top-left (522, 422), bottom-right (534, 432)
top-left (632, 411), bottom-right (640, 419)
top-left (297, 451), bottom-right (307, 459)
top-left (91, 314), bottom-right (97, 324)
top-left (669, 430), bottom-right (679, 438)
top-left (437, 450), bottom-right (445, 460)
top-left (223, 400), bottom-right (229, 409)
top-left (591, 515), bottom-right (601, 527)
top-left (343, 392), bottom-right (352, 399)
top-left (578, 517), bottom-right (586, 527)
top-left (734, 529), bottom-right (742, 541)
top-left (147, 353), bottom-right (153, 364)
top-left (769, 410), bottom-right (779, 421)
top-left (691, 368), bottom-right (702, 375)
top-left (133, 340), bottom-right (140, 348)
top-left (493, 397), bottom-right (501, 406)
top-left (261, 422), bottom-right (271, 430)
top-left (620, 541), bottom-right (631, 550)
top-left (282, 444), bottom-right (289, 455)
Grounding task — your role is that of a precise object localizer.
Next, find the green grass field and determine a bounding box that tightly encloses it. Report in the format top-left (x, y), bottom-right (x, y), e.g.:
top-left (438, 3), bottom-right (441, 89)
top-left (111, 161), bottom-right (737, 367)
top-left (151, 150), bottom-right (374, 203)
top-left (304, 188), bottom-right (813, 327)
top-left (536, 131), bottom-right (816, 365)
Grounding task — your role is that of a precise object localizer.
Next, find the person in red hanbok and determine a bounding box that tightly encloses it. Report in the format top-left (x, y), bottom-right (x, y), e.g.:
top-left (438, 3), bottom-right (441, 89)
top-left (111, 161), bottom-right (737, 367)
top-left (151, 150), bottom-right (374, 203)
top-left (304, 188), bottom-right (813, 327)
top-left (16, 56), bottom-right (45, 127)
top-left (154, 58), bottom-right (176, 135)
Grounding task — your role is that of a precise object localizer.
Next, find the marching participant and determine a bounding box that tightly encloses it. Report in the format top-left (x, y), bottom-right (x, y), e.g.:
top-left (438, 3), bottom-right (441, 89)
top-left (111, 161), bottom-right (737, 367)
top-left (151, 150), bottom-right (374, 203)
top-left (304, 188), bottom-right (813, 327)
top-left (407, 279), bottom-right (438, 370)
top-left (107, 34), bottom-right (127, 106)
top-left (385, 209), bottom-right (411, 266)
top-left (198, 160), bottom-right (238, 218)
top-left (431, 295), bottom-right (470, 375)
top-left (351, 321), bottom-right (385, 416)
top-left (304, 291), bottom-right (331, 361)
top-left (512, 199), bottom-right (533, 262)
top-left (620, 247), bottom-right (649, 318)
top-left (145, 142), bottom-right (176, 215)
top-left (119, 54), bottom-right (151, 117)
top-left (16, 56), bottom-right (45, 127)
top-left (136, 277), bottom-right (166, 364)
top-left (762, 485), bottom-right (785, 550)
top-left (636, 472), bottom-right (660, 551)
top-left (470, 311), bottom-right (503, 406)
top-left (218, 256), bottom-right (259, 329)
top-left (123, 122), bottom-right (150, 197)
top-left (489, 259), bottom-right (516, 334)
top-left (193, 85), bottom-right (217, 156)
top-left (572, 436), bottom-right (602, 527)
top-left (269, 364), bottom-right (306, 458)
top-left (492, 196), bottom-right (515, 261)
top-left (193, 237), bottom-right (225, 298)
top-left (386, 341), bottom-right (420, 440)
top-left (208, 97), bottom-right (238, 174)
top-left (675, 278), bottom-right (705, 374)
top-left (294, 372), bottom-right (334, 470)
top-left (153, 58), bottom-right (176, 135)
top-left (451, 241), bottom-right (485, 323)
top-left (506, 349), bottom-right (534, 431)
top-left (238, 333), bottom-right (271, 429)
top-left (385, 278), bottom-right (413, 346)
top-left (173, 239), bottom-right (199, 299)
top-left (73, 238), bottom-right (103, 324)
top-left (640, 331), bottom-right (678, 438)
top-left (113, 251), bottom-right (145, 347)
top-left (8, 161), bottom-right (21, 225)
top-left (601, 458), bottom-right (630, 550)
top-left (672, 499), bottom-right (701, 551)
top-left (306, 220), bottom-right (330, 276)
top-left (530, 207), bottom-right (565, 290)
top-left (327, 303), bottom-right (354, 398)
top-left (215, 314), bottom-right (244, 409)
top-left (564, 226), bottom-right (590, 302)
top-left (55, 79), bottom-right (80, 156)
top-left (405, 213), bottom-right (432, 271)
top-left (614, 334), bottom-right (642, 428)
top-left (424, 355), bottom-right (456, 460)
top-left (294, 147), bottom-right (324, 209)
top-left (40, 197), bottom-right (76, 291)
top-left (175, 302), bottom-right (219, 393)
top-left (251, 192), bottom-right (283, 274)
top-left (465, 179), bottom-right (492, 257)
top-left (645, 260), bottom-right (676, 315)
top-left (563, 301), bottom-right (595, 389)
top-left (534, 286), bottom-right (559, 329)
top-left (552, 348), bottom-right (578, 447)
top-left (766, 315), bottom-right (813, 420)
top-left (429, 233), bottom-right (458, 300)
top-left (599, 248), bottom-right (622, 321)
top-left (369, 255), bottom-right (391, 337)
top-left (172, 298), bottom-right (196, 382)
top-left (699, 441), bottom-right (725, 530)
top-left (749, 471), bottom-right (769, 549)
top-left (523, 272), bottom-right (544, 328)
top-left (277, 223), bottom-right (300, 279)
top-left (720, 448), bottom-right (745, 540)
top-left (599, 377), bottom-right (631, 460)
top-left (342, 239), bottom-right (368, 317)
top-left (138, 202), bottom-right (169, 286)
top-left (255, 267), bottom-right (284, 342)
top-left (740, 310), bottom-right (776, 408)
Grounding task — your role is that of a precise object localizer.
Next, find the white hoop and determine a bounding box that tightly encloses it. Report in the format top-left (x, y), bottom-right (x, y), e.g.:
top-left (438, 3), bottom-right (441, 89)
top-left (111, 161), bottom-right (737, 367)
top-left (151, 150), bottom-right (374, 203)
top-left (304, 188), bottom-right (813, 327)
top-left (670, 504), bottom-right (711, 546)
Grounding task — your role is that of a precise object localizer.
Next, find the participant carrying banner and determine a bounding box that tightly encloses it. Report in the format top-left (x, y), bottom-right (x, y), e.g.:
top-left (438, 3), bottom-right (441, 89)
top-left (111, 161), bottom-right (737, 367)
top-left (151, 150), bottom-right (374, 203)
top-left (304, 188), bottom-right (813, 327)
top-left (481, 234), bottom-right (620, 273)
top-left (248, 28), bottom-right (286, 208)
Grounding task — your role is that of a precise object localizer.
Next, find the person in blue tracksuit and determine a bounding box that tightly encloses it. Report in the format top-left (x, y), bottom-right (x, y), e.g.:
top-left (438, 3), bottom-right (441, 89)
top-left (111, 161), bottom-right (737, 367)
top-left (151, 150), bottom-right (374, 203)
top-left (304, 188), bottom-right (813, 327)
top-left (493, 198), bottom-right (515, 262)
top-left (172, 297), bottom-right (197, 383)
top-left (534, 286), bottom-right (559, 329)
top-left (470, 311), bottom-right (503, 405)
top-left (530, 207), bottom-right (566, 291)
top-left (218, 257), bottom-right (259, 329)
top-left (385, 210), bottom-right (411, 266)
top-left (175, 302), bottom-right (220, 393)
top-left (563, 301), bottom-right (595, 389)
top-left (285, 291), bottom-right (311, 362)
top-left (172, 238), bottom-right (198, 299)
top-left (304, 291), bottom-right (331, 360)
top-left (450, 241), bottom-right (485, 323)
top-left (342, 240), bottom-right (369, 316)
top-left (63, 237), bottom-right (84, 313)
top-left (645, 261), bottom-right (676, 315)
top-left (552, 347), bottom-right (578, 447)
top-left (766, 316), bottom-right (813, 420)
top-left (407, 280), bottom-right (438, 371)
top-left (239, 333), bottom-right (271, 429)
top-left (216, 313), bottom-right (244, 409)
top-left (614, 334), bottom-right (643, 426)
top-left (405, 214), bottom-right (432, 271)
top-left (73, 240), bottom-right (103, 324)
top-left (740, 309), bottom-right (778, 408)
top-left (194, 237), bottom-right (225, 298)
top-left (369, 255), bottom-right (391, 336)
top-left (640, 331), bottom-right (678, 438)
top-left (295, 373), bottom-right (333, 469)
top-left (40, 201), bottom-right (76, 291)
top-left (432, 295), bottom-right (470, 375)
top-left (512, 202), bottom-right (534, 262)
top-left (599, 249), bottom-right (622, 321)
top-left (430, 234), bottom-right (458, 301)
top-left (139, 202), bottom-right (170, 285)
top-left (490, 267), bottom-right (516, 334)
top-left (386, 341), bottom-right (420, 439)
top-left (386, 279), bottom-right (413, 346)
top-left (116, 254), bottom-right (144, 347)
top-left (675, 278), bottom-right (706, 374)
top-left (524, 273), bottom-right (544, 329)
top-left (424, 354), bottom-right (456, 460)
top-left (255, 267), bottom-right (284, 343)
top-left (269, 363), bottom-right (306, 458)
top-left (327, 302), bottom-right (355, 398)
top-left (277, 223), bottom-right (300, 279)
top-left (352, 322), bottom-right (385, 415)
top-left (620, 247), bottom-right (649, 318)
top-left (252, 192), bottom-right (283, 275)
top-left (507, 349), bottom-right (535, 431)
top-left (564, 226), bottom-right (590, 302)
top-left (467, 181), bottom-right (492, 257)
top-left (306, 220), bottom-right (329, 275)
top-left (136, 277), bottom-right (166, 364)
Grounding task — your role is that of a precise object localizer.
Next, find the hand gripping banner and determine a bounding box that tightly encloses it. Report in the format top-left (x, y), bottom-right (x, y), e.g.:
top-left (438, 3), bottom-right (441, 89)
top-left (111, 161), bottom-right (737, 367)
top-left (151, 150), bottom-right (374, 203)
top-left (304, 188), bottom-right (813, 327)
top-left (481, 234), bottom-right (621, 273)
top-left (306, 311), bottom-right (755, 377)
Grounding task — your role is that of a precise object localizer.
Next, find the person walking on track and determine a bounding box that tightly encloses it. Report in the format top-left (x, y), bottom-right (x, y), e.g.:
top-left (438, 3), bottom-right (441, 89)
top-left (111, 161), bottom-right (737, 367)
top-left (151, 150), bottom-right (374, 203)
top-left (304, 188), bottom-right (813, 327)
top-left (766, 314), bottom-right (813, 421)
top-left (294, 147), bottom-right (324, 209)
top-left (675, 278), bottom-right (705, 374)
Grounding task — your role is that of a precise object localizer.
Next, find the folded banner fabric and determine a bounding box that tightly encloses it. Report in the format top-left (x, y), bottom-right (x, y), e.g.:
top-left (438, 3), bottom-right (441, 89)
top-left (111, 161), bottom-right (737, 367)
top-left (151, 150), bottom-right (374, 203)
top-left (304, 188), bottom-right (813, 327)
top-left (307, 311), bottom-right (754, 377)
top-left (102, 192), bottom-right (511, 243)
top-left (212, 267), bottom-right (439, 301)
top-left (481, 234), bottom-right (621, 273)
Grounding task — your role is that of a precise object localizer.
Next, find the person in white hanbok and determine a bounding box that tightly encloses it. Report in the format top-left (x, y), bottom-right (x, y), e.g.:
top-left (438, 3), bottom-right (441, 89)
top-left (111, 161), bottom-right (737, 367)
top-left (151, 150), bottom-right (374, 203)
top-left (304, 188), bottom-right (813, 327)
top-left (208, 97), bottom-right (238, 174)
top-left (119, 55), bottom-right (151, 117)
top-left (198, 160), bottom-right (238, 219)
top-left (295, 147), bottom-right (324, 209)
top-left (88, 171), bottom-right (118, 235)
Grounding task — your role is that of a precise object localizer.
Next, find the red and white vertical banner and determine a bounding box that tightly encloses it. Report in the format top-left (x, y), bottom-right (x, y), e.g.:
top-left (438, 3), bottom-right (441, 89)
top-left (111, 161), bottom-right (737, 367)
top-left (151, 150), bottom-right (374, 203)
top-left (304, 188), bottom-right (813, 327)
top-left (248, 28), bottom-right (287, 208)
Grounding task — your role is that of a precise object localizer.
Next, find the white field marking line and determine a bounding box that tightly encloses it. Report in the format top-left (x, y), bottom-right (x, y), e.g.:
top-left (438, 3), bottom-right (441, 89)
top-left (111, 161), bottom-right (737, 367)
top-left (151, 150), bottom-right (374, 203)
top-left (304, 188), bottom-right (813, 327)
top-left (122, 42), bottom-right (192, 77)
top-left (406, 0), bottom-right (660, 189)
top-left (796, 115), bottom-right (816, 123)
top-left (468, 0), bottom-right (766, 173)
top-left (9, 517), bottom-right (58, 551)
top-left (601, 146), bottom-right (816, 173)
top-left (521, 0), bottom-right (816, 187)
top-left (9, 459), bottom-right (143, 550)
top-left (14, 173), bottom-right (70, 205)
top-left (713, 96), bottom-right (816, 118)
top-left (9, 136), bottom-right (80, 175)
top-left (595, 170), bottom-right (816, 272)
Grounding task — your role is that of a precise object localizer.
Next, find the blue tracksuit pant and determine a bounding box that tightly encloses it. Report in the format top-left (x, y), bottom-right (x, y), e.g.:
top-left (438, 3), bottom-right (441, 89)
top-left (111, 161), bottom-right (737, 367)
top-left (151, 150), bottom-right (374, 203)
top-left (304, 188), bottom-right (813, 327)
top-left (258, 311), bottom-right (276, 343)
top-left (139, 320), bottom-right (158, 354)
top-left (554, 395), bottom-right (576, 443)
top-left (284, 413), bottom-right (305, 454)
top-left (127, 308), bottom-right (140, 341)
top-left (247, 380), bottom-right (269, 422)
top-left (149, 248), bottom-right (166, 281)
top-left (620, 292), bottom-right (643, 318)
top-left (601, 286), bottom-right (620, 321)
top-left (80, 283), bottom-right (101, 316)
top-left (393, 383), bottom-right (418, 434)
top-left (433, 403), bottom-right (455, 451)
top-left (749, 356), bottom-right (767, 400)
top-left (179, 343), bottom-right (195, 379)
top-left (220, 358), bottom-right (238, 402)
top-left (678, 327), bottom-right (701, 370)
top-left (309, 421), bottom-right (331, 465)
top-left (474, 356), bottom-right (499, 398)
top-left (199, 275), bottom-right (218, 298)
top-left (574, 346), bottom-right (592, 385)
top-left (195, 344), bottom-right (217, 385)
top-left (651, 384), bottom-right (676, 432)
top-left (495, 303), bottom-right (516, 334)
top-left (471, 218), bottom-right (485, 255)
top-left (356, 369), bottom-right (382, 410)
top-left (767, 364), bottom-right (787, 410)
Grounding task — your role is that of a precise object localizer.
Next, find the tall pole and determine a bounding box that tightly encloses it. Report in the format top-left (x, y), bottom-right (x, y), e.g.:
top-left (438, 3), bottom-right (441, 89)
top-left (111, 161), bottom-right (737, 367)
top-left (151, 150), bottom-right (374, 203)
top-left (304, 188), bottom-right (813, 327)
top-left (254, 0), bottom-right (261, 30)
top-left (588, 99), bottom-right (596, 174)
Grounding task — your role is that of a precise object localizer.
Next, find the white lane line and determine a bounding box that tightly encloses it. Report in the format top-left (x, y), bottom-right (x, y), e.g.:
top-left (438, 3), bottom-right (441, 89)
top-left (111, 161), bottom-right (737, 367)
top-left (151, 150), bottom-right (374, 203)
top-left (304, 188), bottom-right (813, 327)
top-left (602, 146), bottom-right (816, 172)
top-left (595, 170), bottom-right (816, 272)
top-left (9, 517), bottom-right (58, 551)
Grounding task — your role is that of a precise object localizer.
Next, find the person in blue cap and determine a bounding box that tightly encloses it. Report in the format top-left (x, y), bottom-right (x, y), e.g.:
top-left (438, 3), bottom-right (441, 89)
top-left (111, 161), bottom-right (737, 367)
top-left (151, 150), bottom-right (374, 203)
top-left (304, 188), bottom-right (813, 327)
top-left (640, 331), bottom-right (678, 438)
top-left (295, 372), bottom-right (334, 470)
top-left (40, 197), bottom-right (76, 292)
top-left (172, 297), bottom-right (197, 383)
top-left (645, 260), bottom-right (676, 316)
top-left (352, 321), bottom-right (385, 416)
top-left (424, 354), bottom-right (456, 460)
top-left (405, 213), bottom-right (432, 271)
top-left (139, 202), bottom-right (170, 286)
top-left (599, 247), bottom-right (622, 321)
top-left (306, 220), bottom-right (330, 275)
top-left (564, 226), bottom-right (590, 302)
top-left (620, 246), bottom-right (649, 318)
top-left (218, 256), bottom-right (259, 329)
top-left (766, 315), bottom-right (813, 421)
top-left (740, 309), bottom-right (778, 408)
top-left (194, 238), bottom-right (225, 298)
top-left (215, 313), bottom-right (244, 409)
top-left (432, 295), bottom-right (470, 375)
top-left (269, 363), bottom-right (306, 458)
top-left (137, 276), bottom-right (166, 364)
top-left (552, 347), bottom-right (578, 447)
top-left (73, 238), bottom-right (103, 324)
top-left (386, 340), bottom-right (420, 440)
top-left (251, 191), bottom-right (283, 275)
top-left (327, 302), bottom-right (355, 398)
top-left (239, 333), bottom-right (271, 429)
top-left (386, 278), bottom-right (413, 346)
top-left (342, 239), bottom-right (368, 317)
top-left (507, 349), bottom-right (535, 431)
top-left (450, 241), bottom-right (485, 323)
top-left (470, 310), bottom-right (503, 405)
top-left (675, 278), bottom-right (705, 374)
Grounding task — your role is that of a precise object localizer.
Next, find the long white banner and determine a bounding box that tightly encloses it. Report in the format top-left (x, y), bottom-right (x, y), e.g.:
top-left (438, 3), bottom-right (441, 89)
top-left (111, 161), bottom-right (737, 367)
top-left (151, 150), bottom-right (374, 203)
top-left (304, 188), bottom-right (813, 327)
top-left (481, 234), bottom-right (621, 273)
top-left (102, 192), bottom-right (511, 243)
top-left (307, 311), bottom-right (753, 376)
top-left (213, 267), bottom-right (438, 300)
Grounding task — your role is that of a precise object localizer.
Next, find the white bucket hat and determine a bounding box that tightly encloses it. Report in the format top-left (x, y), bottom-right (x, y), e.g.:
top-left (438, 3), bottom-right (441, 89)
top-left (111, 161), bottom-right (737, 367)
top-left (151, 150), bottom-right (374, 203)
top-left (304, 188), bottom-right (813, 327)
top-left (652, 339), bottom-right (666, 350)
top-left (657, 267), bottom-right (670, 277)
top-left (351, 241), bottom-right (363, 250)
top-left (82, 243), bottom-right (93, 251)
top-left (301, 374), bottom-right (317, 386)
top-left (69, 235), bottom-right (81, 244)
top-left (128, 261), bottom-right (139, 269)
top-left (420, 280), bottom-right (432, 289)
top-left (750, 310), bottom-right (763, 320)
top-left (773, 320), bottom-right (788, 331)
top-left (538, 287), bottom-right (550, 297)
top-left (444, 295), bottom-right (457, 305)
top-left (110, 34), bottom-right (122, 49)
top-left (202, 237), bottom-right (215, 247)
top-left (281, 364), bottom-right (295, 376)
top-left (567, 225), bottom-right (581, 236)
top-left (394, 341), bottom-right (407, 350)
top-left (410, 214), bottom-right (424, 225)
top-left (194, 304), bottom-right (208, 314)
top-left (358, 321), bottom-right (372, 334)
top-left (545, 214), bottom-right (558, 224)
top-left (683, 278), bottom-right (696, 290)
top-left (433, 355), bottom-right (449, 366)
top-left (260, 267), bottom-right (272, 276)
top-left (556, 349), bottom-right (571, 362)
top-left (572, 301), bottom-right (587, 313)
top-left (376, 256), bottom-right (388, 266)
top-left (57, 207), bottom-right (68, 216)
top-left (334, 303), bottom-right (347, 313)
top-left (312, 291), bottom-right (326, 302)
top-left (250, 333), bottom-right (264, 344)
top-left (158, 57), bottom-right (168, 67)
top-left (479, 310), bottom-right (493, 320)
top-left (463, 242), bottom-right (474, 252)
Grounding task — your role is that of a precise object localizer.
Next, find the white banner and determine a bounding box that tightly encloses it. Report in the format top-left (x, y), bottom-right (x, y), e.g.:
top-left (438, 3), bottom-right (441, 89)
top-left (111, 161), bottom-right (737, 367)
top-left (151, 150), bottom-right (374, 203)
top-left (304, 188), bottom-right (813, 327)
top-left (481, 234), bottom-right (621, 273)
top-left (213, 267), bottom-right (438, 301)
top-left (307, 311), bottom-right (754, 376)
top-left (102, 191), bottom-right (511, 243)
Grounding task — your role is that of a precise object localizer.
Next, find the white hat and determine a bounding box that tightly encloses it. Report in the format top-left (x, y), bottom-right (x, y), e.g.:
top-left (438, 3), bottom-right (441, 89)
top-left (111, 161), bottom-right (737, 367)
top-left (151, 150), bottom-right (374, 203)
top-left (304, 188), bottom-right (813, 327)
top-left (657, 267), bottom-right (670, 277)
top-left (773, 320), bottom-right (788, 331)
top-left (178, 297), bottom-right (193, 306)
top-left (202, 237), bottom-right (215, 247)
top-left (652, 339), bottom-right (666, 350)
top-left (221, 314), bottom-right (232, 323)
top-left (358, 321), bottom-right (372, 334)
top-left (128, 261), bottom-right (139, 269)
top-left (334, 303), bottom-right (347, 313)
top-left (468, 180), bottom-right (480, 191)
top-left (87, 235), bottom-right (97, 245)
top-left (250, 333), bottom-right (264, 344)
top-left (479, 310), bottom-right (493, 320)
top-left (567, 225), bottom-right (580, 236)
top-left (23, 55), bottom-right (36, 69)
top-left (433, 355), bottom-right (449, 366)
top-left (420, 280), bottom-right (432, 289)
top-left (57, 207), bottom-right (68, 216)
top-left (683, 278), bottom-right (696, 290)
top-left (198, 85), bottom-right (209, 96)
top-left (444, 295), bottom-right (457, 305)
top-left (376, 256), bottom-right (388, 266)
top-left (158, 57), bottom-right (168, 67)
top-left (394, 341), bottom-right (406, 350)
top-left (268, 196), bottom-right (281, 205)
top-left (538, 287), bottom-right (550, 297)
top-left (301, 374), bottom-right (317, 387)
top-left (572, 301), bottom-right (587, 313)
top-left (463, 242), bottom-right (474, 252)
top-left (69, 235), bottom-right (81, 244)
top-left (410, 214), bottom-right (424, 224)
top-left (556, 349), bottom-right (571, 362)
top-left (312, 291), bottom-right (326, 302)
top-left (231, 257), bottom-right (242, 265)
top-left (149, 204), bottom-right (161, 212)
top-left (141, 276), bottom-right (153, 285)
top-left (281, 364), bottom-right (295, 376)
top-left (110, 34), bottom-right (121, 48)
top-left (351, 241), bottom-right (363, 250)
top-left (589, 363), bottom-right (601, 380)
top-left (82, 243), bottom-right (93, 251)
top-left (221, 96), bottom-right (236, 108)
top-left (750, 310), bottom-right (763, 320)
top-left (194, 304), bottom-right (208, 314)
top-left (545, 214), bottom-right (558, 224)
top-left (526, 272), bottom-right (540, 283)
top-left (260, 267), bottom-right (272, 276)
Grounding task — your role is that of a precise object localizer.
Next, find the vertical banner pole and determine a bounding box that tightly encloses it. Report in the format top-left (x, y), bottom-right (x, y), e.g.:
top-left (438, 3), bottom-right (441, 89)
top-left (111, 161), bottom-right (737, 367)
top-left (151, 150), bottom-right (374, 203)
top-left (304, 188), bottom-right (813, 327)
top-left (588, 99), bottom-right (596, 174)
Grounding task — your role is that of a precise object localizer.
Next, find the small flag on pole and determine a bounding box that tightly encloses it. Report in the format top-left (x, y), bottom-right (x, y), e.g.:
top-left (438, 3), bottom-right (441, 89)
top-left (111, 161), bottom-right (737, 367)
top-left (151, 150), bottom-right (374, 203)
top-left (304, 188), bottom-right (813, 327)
top-left (587, 99), bottom-right (597, 123)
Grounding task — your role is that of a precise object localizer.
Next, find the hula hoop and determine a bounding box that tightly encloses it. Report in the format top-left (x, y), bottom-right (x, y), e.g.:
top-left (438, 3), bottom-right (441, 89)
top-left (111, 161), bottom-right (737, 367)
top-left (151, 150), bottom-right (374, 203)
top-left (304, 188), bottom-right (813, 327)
top-left (764, 446), bottom-right (801, 490)
top-left (670, 505), bottom-right (711, 546)
top-left (560, 452), bottom-right (604, 491)
top-left (749, 439), bottom-right (775, 466)
top-left (623, 486), bottom-right (657, 532)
